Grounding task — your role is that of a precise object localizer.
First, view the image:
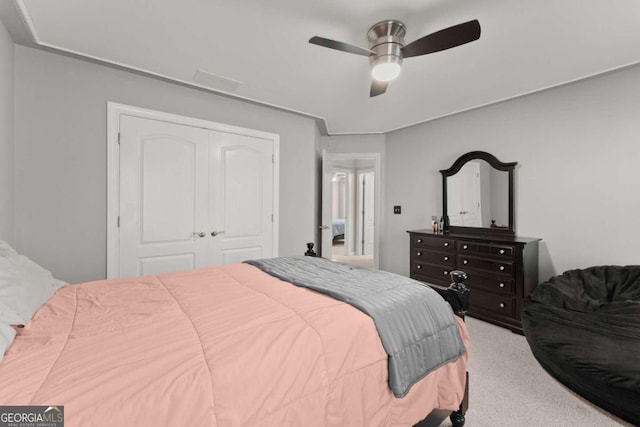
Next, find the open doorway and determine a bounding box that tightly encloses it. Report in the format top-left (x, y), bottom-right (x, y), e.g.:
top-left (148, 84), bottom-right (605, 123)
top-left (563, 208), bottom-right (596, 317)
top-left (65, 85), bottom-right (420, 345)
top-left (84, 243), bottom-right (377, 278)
top-left (321, 152), bottom-right (379, 269)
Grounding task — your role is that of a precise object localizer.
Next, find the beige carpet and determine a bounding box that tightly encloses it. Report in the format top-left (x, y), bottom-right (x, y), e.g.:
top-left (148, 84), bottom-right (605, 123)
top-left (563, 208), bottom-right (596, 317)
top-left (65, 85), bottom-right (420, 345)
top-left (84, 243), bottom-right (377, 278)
top-left (439, 317), bottom-right (633, 427)
top-left (331, 241), bottom-right (373, 269)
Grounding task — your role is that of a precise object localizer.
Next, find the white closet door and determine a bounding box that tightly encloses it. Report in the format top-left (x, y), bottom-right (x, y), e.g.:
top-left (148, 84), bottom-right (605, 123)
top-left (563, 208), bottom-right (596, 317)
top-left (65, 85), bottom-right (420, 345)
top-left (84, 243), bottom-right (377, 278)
top-left (208, 130), bottom-right (274, 265)
top-left (119, 115), bottom-right (209, 277)
top-left (117, 114), bottom-right (275, 278)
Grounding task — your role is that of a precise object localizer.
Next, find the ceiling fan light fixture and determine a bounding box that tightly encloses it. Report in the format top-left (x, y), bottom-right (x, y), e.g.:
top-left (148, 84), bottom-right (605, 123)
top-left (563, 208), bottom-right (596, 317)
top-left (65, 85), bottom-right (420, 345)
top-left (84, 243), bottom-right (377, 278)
top-left (367, 20), bottom-right (405, 83)
top-left (371, 61), bottom-right (402, 82)
top-left (370, 55), bottom-right (402, 82)
top-left (309, 18), bottom-right (481, 96)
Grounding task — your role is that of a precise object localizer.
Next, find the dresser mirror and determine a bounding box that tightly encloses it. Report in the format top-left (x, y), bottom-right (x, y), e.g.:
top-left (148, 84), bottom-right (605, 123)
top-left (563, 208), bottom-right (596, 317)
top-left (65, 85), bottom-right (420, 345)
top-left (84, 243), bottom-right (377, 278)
top-left (440, 151), bottom-right (517, 235)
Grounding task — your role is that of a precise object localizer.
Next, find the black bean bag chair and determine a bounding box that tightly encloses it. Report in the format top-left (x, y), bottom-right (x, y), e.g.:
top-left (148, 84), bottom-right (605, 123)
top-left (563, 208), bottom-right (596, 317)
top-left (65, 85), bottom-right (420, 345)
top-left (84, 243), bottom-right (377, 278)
top-left (522, 265), bottom-right (640, 425)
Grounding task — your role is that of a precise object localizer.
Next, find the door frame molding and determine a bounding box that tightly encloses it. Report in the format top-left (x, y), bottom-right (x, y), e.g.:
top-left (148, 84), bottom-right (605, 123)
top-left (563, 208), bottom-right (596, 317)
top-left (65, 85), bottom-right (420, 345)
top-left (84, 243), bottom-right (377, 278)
top-left (106, 102), bottom-right (280, 278)
top-left (321, 152), bottom-right (381, 269)
top-left (355, 167), bottom-right (375, 256)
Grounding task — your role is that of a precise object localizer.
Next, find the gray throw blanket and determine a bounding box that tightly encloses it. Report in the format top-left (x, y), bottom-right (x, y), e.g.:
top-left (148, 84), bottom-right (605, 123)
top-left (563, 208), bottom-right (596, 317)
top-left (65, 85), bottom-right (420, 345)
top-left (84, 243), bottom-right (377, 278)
top-left (245, 256), bottom-right (465, 398)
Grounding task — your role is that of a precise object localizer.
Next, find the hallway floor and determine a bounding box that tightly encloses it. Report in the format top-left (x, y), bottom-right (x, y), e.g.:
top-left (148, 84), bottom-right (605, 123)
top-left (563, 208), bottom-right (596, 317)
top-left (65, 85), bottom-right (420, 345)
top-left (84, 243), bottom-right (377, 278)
top-left (331, 241), bottom-right (373, 269)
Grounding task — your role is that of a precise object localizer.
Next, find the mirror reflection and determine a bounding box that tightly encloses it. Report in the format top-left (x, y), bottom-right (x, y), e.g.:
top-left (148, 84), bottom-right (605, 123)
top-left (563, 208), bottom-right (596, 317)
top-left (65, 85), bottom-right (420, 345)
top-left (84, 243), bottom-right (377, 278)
top-left (441, 151), bottom-right (516, 234)
top-left (446, 160), bottom-right (509, 229)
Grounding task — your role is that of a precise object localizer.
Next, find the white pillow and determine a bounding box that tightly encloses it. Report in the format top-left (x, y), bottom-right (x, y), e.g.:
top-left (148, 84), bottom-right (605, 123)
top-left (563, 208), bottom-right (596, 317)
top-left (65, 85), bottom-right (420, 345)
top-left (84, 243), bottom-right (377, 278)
top-left (0, 240), bottom-right (67, 325)
top-left (0, 323), bottom-right (16, 364)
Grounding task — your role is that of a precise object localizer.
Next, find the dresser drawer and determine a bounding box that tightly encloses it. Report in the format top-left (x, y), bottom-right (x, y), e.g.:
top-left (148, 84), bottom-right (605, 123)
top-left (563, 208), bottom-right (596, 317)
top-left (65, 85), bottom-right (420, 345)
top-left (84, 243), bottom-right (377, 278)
top-left (458, 255), bottom-right (514, 277)
top-left (412, 249), bottom-right (455, 267)
top-left (412, 235), bottom-right (455, 252)
top-left (470, 289), bottom-right (514, 317)
top-left (457, 241), bottom-right (515, 260)
top-left (411, 262), bottom-right (454, 286)
top-left (465, 273), bottom-right (515, 296)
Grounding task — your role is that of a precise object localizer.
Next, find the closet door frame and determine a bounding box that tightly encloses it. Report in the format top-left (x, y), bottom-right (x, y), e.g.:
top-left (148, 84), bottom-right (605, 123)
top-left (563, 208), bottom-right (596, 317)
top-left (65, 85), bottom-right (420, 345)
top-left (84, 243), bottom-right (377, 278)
top-left (106, 102), bottom-right (280, 279)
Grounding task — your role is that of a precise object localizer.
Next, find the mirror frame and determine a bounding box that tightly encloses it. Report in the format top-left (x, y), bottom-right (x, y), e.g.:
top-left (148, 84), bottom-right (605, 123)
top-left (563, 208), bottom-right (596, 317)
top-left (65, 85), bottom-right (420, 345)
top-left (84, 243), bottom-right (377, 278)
top-left (440, 151), bottom-right (517, 235)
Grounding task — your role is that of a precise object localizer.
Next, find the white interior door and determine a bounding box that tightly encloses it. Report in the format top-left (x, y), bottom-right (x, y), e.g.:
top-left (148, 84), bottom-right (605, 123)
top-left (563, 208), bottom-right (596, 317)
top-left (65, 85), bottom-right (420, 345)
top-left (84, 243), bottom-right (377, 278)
top-left (119, 115), bottom-right (209, 277)
top-left (355, 170), bottom-right (375, 256)
top-left (460, 162), bottom-right (482, 226)
top-left (117, 114), bottom-right (275, 278)
top-left (448, 161), bottom-right (482, 227)
top-left (320, 150), bottom-right (334, 257)
top-left (447, 173), bottom-right (463, 226)
top-left (208, 130), bottom-right (274, 265)
top-left (362, 171), bottom-right (375, 255)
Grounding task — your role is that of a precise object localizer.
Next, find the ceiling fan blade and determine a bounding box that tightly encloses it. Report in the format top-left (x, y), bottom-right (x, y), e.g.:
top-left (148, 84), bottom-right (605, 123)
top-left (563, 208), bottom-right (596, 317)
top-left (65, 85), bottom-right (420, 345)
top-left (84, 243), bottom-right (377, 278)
top-left (370, 80), bottom-right (388, 97)
top-left (309, 36), bottom-right (373, 56)
top-left (401, 20), bottom-right (481, 58)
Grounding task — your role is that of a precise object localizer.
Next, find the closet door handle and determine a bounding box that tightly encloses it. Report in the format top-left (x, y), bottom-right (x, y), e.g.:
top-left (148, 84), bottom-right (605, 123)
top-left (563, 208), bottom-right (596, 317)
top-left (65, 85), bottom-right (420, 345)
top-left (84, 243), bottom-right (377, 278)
top-left (211, 230), bottom-right (225, 236)
top-left (193, 232), bottom-right (206, 238)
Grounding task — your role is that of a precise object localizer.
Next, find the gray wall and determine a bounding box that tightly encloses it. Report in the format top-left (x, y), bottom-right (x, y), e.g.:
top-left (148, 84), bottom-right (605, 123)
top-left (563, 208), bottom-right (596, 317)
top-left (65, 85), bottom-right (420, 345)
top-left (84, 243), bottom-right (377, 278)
top-left (0, 19), bottom-right (14, 244)
top-left (320, 134), bottom-right (386, 155)
top-left (383, 64), bottom-right (640, 281)
top-left (10, 37), bottom-right (640, 285)
top-left (14, 45), bottom-right (319, 283)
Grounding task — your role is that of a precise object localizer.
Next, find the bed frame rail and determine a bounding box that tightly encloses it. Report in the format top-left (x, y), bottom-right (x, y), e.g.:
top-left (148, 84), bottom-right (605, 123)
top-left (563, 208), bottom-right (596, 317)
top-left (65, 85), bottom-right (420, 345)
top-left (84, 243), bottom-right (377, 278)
top-left (416, 270), bottom-right (470, 427)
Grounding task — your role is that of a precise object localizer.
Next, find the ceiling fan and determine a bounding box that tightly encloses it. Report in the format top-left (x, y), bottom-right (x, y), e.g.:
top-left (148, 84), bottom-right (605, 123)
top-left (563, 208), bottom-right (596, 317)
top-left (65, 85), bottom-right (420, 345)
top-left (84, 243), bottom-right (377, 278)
top-left (309, 19), bottom-right (481, 97)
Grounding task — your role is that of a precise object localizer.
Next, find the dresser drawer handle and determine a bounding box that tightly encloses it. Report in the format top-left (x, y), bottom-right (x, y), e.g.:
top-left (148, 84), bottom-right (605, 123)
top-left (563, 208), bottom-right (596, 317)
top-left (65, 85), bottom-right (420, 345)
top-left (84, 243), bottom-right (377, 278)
top-left (417, 251), bottom-right (422, 256)
top-left (499, 249), bottom-right (505, 254)
top-left (416, 265), bottom-right (422, 270)
top-left (463, 244), bottom-right (468, 250)
top-left (499, 302), bottom-right (506, 308)
top-left (463, 260), bottom-right (468, 265)
top-left (417, 239), bottom-right (423, 243)
top-left (443, 271), bottom-right (449, 275)
top-left (499, 265), bottom-right (505, 271)
top-left (443, 256), bottom-right (449, 261)
top-left (499, 282), bottom-right (505, 288)
top-left (443, 242), bottom-right (449, 247)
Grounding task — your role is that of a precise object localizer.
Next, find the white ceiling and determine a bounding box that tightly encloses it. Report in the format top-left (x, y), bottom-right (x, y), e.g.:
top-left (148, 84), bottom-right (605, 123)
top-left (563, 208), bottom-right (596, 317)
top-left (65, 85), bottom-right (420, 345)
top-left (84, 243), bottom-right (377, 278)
top-left (10, 0), bottom-right (640, 134)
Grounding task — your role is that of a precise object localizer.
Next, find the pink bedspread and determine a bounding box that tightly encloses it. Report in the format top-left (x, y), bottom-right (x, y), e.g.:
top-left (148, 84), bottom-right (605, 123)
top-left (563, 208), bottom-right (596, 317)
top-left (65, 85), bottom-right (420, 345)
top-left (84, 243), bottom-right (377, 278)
top-left (0, 264), bottom-right (468, 426)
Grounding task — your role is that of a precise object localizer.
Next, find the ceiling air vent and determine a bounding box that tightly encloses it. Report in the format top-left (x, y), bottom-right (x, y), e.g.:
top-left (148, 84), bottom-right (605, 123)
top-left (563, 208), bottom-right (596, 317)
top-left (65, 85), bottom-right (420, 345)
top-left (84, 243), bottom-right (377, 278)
top-left (193, 69), bottom-right (243, 92)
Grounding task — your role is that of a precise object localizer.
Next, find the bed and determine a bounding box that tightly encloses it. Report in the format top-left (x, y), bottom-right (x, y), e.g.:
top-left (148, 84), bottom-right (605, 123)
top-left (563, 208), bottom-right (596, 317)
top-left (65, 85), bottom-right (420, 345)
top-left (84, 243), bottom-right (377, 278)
top-left (332, 218), bottom-right (345, 240)
top-left (0, 248), bottom-right (469, 427)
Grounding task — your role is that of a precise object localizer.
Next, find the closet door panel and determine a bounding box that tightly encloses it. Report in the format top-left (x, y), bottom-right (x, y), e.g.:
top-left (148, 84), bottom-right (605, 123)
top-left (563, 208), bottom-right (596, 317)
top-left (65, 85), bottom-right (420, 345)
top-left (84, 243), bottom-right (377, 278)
top-left (119, 115), bottom-right (209, 278)
top-left (208, 130), bottom-right (274, 266)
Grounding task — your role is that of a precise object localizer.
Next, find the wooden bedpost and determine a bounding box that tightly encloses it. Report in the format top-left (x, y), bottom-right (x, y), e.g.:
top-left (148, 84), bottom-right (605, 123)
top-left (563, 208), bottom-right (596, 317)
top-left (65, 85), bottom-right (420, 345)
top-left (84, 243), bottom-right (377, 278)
top-left (304, 242), bottom-right (318, 257)
top-left (414, 270), bottom-right (470, 427)
top-left (444, 270), bottom-right (470, 319)
top-left (444, 270), bottom-right (469, 427)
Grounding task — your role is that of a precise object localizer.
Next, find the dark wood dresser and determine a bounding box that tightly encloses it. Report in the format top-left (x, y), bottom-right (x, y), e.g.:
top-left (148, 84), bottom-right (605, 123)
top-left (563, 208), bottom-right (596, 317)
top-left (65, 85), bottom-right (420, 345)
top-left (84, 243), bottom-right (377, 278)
top-left (408, 230), bottom-right (540, 334)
